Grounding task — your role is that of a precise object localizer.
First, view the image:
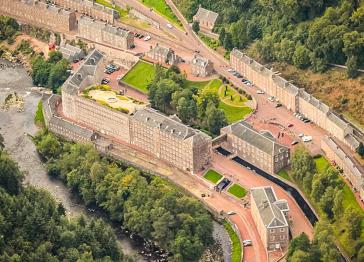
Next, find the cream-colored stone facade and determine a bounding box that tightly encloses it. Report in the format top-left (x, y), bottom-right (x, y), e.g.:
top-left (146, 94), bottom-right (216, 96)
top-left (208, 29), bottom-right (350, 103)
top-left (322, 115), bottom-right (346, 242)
top-left (250, 186), bottom-right (290, 251)
top-left (146, 44), bottom-right (180, 65)
top-left (321, 136), bottom-right (364, 201)
top-left (78, 16), bottom-right (134, 50)
top-left (230, 48), bottom-right (361, 152)
top-left (220, 121), bottom-right (290, 174)
top-left (193, 6), bottom-right (218, 31)
top-left (191, 54), bottom-right (214, 77)
top-left (0, 0), bottom-right (77, 32)
top-left (51, 0), bottom-right (115, 23)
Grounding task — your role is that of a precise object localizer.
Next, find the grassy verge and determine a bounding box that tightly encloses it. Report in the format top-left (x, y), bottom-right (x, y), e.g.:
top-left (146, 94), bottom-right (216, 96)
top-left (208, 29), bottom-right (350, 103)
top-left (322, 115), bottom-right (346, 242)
top-left (183, 80), bottom-right (209, 89)
top-left (34, 100), bottom-right (44, 127)
top-left (228, 184), bottom-right (247, 198)
top-left (276, 169), bottom-right (292, 182)
top-left (219, 102), bottom-right (253, 124)
top-left (140, 0), bottom-right (183, 29)
top-left (95, 0), bottom-right (128, 17)
top-left (223, 221), bottom-right (242, 262)
top-left (122, 61), bottom-right (156, 93)
top-left (203, 169), bottom-right (223, 184)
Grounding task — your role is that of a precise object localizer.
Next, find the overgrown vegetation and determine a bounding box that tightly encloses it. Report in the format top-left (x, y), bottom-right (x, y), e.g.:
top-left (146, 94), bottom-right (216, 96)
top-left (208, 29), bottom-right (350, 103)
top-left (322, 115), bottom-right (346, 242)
top-left (34, 131), bottom-right (214, 261)
top-left (223, 221), bottom-right (241, 262)
top-left (0, 16), bottom-right (19, 44)
top-left (289, 146), bottom-right (364, 260)
top-left (0, 143), bottom-right (125, 261)
top-left (174, 0), bottom-right (364, 77)
top-left (31, 51), bottom-right (70, 93)
top-left (148, 65), bottom-right (227, 135)
top-left (140, 0), bottom-right (183, 28)
top-left (20, 24), bottom-right (52, 42)
top-left (34, 100), bottom-right (45, 127)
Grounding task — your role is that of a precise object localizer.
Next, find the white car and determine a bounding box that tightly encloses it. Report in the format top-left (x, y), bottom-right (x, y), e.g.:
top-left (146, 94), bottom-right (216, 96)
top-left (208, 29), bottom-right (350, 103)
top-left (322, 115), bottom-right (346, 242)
top-left (299, 133), bottom-right (304, 138)
top-left (302, 136), bottom-right (312, 142)
top-left (257, 90), bottom-right (265, 94)
top-left (166, 23), bottom-right (173, 29)
top-left (243, 240), bottom-right (252, 246)
top-left (144, 35), bottom-right (151, 41)
top-left (227, 211), bottom-right (236, 215)
top-left (268, 96), bottom-right (275, 102)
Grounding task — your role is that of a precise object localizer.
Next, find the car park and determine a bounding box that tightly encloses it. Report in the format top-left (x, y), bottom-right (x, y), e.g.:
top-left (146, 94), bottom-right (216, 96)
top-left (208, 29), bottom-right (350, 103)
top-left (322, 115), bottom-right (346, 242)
top-left (243, 240), bottom-right (252, 246)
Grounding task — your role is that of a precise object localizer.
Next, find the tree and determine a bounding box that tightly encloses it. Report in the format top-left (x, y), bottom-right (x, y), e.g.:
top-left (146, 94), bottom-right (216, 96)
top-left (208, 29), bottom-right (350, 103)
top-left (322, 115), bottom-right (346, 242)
top-left (153, 79), bottom-right (180, 112)
top-left (356, 142), bottom-right (364, 158)
top-left (48, 51), bottom-right (63, 64)
top-left (0, 133), bottom-right (4, 151)
top-left (176, 97), bottom-right (197, 123)
top-left (332, 190), bottom-right (343, 219)
top-left (290, 146), bottom-right (315, 182)
top-left (0, 152), bottom-right (23, 195)
top-left (318, 186), bottom-right (337, 219)
top-left (219, 27), bottom-right (226, 45)
top-left (192, 21), bottom-right (200, 33)
top-left (287, 232), bottom-right (311, 260)
top-left (205, 103), bottom-right (227, 135)
top-left (289, 250), bottom-right (311, 262)
top-left (344, 207), bottom-right (363, 240)
top-left (223, 32), bottom-right (233, 50)
top-left (48, 59), bottom-right (70, 92)
top-left (346, 56), bottom-right (359, 78)
top-left (293, 45), bottom-right (311, 69)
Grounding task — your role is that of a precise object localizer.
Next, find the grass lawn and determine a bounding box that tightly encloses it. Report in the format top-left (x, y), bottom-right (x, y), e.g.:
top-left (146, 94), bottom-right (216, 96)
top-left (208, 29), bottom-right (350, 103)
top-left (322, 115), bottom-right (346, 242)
top-left (122, 61), bottom-right (156, 93)
top-left (183, 80), bottom-right (209, 90)
top-left (223, 221), bottom-right (242, 262)
top-left (219, 85), bottom-right (248, 107)
top-left (314, 155), bottom-right (330, 174)
top-left (228, 184), bottom-right (247, 199)
top-left (140, 0), bottom-right (182, 28)
top-left (276, 169), bottom-right (292, 182)
top-left (219, 102), bottom-right (253, 124)
top-left (203, 169), bottom-right (223, 184)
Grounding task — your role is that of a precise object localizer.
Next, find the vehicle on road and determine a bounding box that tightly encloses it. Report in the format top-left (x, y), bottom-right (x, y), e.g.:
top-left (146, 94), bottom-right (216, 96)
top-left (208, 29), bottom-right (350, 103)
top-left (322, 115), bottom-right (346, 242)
top-left (243, 240), bottom-right (252, 246)
top-left (288, 123), bottom-right (294, 127)
top-left (275, 103), bottom-right (282, 108)
top-left (302, 136), bottom-right (313, 142)
top-left (257, 90), bottom-right (265, 94)
top-left (303, 119), bottom-right (311, 123)
top-left (291, 140), bottom-right (299, 145)
top-left (268, 96), bottom-right (275, 102)
top-left (101, 78), bottom-right (110, 84)
top-left (166, 23), bottom-right (173, 29)
top-left (227, 211), bottom-right (236, 215)
top-left (144, 35), bottom-right (151, 41)
top-left (227, 68), bottom-right (234, 72)
top-left (299, 133), bottom-right (304, 138)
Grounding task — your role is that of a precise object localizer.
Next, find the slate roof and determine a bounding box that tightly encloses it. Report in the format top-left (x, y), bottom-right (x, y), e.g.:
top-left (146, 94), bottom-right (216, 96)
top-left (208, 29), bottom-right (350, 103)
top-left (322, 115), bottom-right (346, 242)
top-left (194, 6), bottom-right (219, 25)
top-left (192, 54), bottom-right (210, 68)
top-left (150, 44), bottom-right (172, 57)
top-left (225, 121), bottom-right (289, 156)
top-left (104, 24), bottom-right (131, 38)
top-left (132, 108), bottom-right (200, 140)
top-left (251, 186), bottom-right (288, 228)
top-left (59, 44), bottom-right (83, 59)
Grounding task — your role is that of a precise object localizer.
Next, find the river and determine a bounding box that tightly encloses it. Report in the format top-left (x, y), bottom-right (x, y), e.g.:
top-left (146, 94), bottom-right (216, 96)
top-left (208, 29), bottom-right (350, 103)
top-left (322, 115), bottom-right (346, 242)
top-left (0, 59), bottom-right (231, 262)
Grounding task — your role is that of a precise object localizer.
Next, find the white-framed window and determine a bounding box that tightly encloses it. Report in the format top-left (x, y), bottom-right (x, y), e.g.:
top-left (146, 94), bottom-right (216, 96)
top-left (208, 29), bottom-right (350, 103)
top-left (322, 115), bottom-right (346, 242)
top-left (280, 235), bottom-right (285, 240)
top-left (280, 228), bottom-right (285, 232)
top-left (270, 236), bottom-right (275, 241)
top-left (270, 229), bottom-right (275, 233)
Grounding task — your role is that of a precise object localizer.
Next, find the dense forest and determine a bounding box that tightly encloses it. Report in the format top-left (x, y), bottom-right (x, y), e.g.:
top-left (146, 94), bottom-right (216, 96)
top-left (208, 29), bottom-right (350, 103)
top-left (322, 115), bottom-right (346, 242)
top-left (34, 130), bottom-right (213, 261)
top-left (289, 146), bottom-right (364, 260)
top-left (148, 65), bottom-right (227, 136)
top-left (0, 141), bottom-right (126, 261)
top-left (175, 0), bottom-right (364, 77)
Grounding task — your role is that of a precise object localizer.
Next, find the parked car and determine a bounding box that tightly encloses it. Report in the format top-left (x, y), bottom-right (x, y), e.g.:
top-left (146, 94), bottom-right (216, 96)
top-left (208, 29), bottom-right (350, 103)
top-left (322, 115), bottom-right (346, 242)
top-left (302, 136), bottom-right (313, 142)
top-left (275, 103), bottom-right (282, 108)
top-left (243, 240), bottom-right (252, 246)
top-left (144, 35), bottom-right (151, 41)
top-left (268, 96), bottom-right (275, 102)
top-left (288, 123), bottom-right (294, 127)
top-left (101, 78), bottom-right (110, 84)
top-left (303, 119), bottom-right (311, 123)
top-left (299, 133), bottom-right (304, 138)
top-left (166, 23), bottom-right (173, 29)
top-left (227, 211), bottom-right (236, 215)
top-left (257, 90), bottom-right (265, 94)
top-left (291, 140), bottom-right (299, 145)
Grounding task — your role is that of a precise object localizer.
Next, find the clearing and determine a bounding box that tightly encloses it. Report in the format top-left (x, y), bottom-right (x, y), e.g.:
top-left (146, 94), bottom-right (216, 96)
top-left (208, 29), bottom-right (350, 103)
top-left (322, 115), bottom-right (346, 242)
top-left (227, 184), bottom-right (247, 199)
top-left (203, 169), bottom-right (223, 184)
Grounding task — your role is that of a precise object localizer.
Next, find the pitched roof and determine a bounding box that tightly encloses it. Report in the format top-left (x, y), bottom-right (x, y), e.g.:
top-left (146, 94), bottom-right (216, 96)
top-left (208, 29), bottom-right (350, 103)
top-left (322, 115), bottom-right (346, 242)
top-left (150, 44), bottom-right (172, 57)
top-left (132, 108), bottom-right (204, 140)
top-left (251, 186), bottom-right (288, 228)
top-left (194, 6), bottom-right (219, 25)
top-left (192, 54), bottom-right (210, 68)
top-left (224, 121), bottom-right (289, 156)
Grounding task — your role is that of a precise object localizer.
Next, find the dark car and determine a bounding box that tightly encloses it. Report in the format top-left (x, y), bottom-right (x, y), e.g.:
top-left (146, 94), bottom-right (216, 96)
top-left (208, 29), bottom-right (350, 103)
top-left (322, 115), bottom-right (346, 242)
top-left (275, 103), bottom-right (282, 108)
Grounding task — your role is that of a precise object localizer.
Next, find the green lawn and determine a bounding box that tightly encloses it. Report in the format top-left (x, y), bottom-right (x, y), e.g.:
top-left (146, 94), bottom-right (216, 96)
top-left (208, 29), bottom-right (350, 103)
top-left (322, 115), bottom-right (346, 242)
top-left (276, 169), bottom-right (292, 182)
top-left (140, 0), bottom-right (182, 28)
top-left (95, 0), bottom-right (128, 17)
top-left (314, 155), bottom-right (330, 174)
top-left (203, 169), bottom-right (223, 184)
top-left (228, 184), bottom-right (247, 198)
top-left (219, 102), bottom-right (253, 124)
top-left (223, 221), bottom-right (242, 262)
top-left (183, 80), bottom-right (209, 90)
top-left (34, 100), bottom-right (44, 127)
top-left (122, 61), bottom-right (156, 93)
top-left (219, 85), bottom-right (248, 107)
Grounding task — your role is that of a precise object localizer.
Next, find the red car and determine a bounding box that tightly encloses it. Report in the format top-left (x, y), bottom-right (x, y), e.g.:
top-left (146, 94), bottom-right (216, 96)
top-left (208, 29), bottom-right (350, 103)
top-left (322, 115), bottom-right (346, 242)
top-left (288, 123), bottom-right (294, 127)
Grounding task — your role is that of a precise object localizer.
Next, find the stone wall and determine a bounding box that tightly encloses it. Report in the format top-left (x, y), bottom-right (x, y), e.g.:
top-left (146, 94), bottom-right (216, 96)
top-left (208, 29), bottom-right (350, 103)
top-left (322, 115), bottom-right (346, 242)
top-left (129, 9), bottom-right (160, 29)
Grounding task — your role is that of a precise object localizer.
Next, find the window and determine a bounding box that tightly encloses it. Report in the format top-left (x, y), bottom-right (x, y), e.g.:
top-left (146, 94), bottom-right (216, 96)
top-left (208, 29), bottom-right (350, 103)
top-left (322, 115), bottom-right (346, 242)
top-left (270, 229), bottom-right (275, 233)
top-left (280, 235), bottom-right (285, 240)
top-left (270, 236), bottom-right (275, 241)
top-left (280, 228), bottom-right (285, 232)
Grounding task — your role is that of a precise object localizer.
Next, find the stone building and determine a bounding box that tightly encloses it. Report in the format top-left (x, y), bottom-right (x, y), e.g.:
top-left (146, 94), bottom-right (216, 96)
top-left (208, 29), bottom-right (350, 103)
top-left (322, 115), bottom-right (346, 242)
top-left (250, 186), bottom-right (290, 251)
top-left (0, 0), bottom-right (77, 32)
top-left (220, 121), bottom-right (290, 174)
top-left (193, 5), bottom-right (219, 31)
top-left (58, 44), bottom-right (85, 61)
top-left (321, 136), bottom-right (364, 201)
top-left (230, 48), bottom-right (361, 152)
top-left (191, 54), bottom-right (214, 77)
top-left (59, 49), bottom-right (212, 173)
top-left (130, 108), bottom-right (212, 172)
top-left (78, 16), bottom-right (134, 50)
top-left (145, 44), bottom-right (180, 65)
top-left (50, 0), bottom-right (117, 23)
